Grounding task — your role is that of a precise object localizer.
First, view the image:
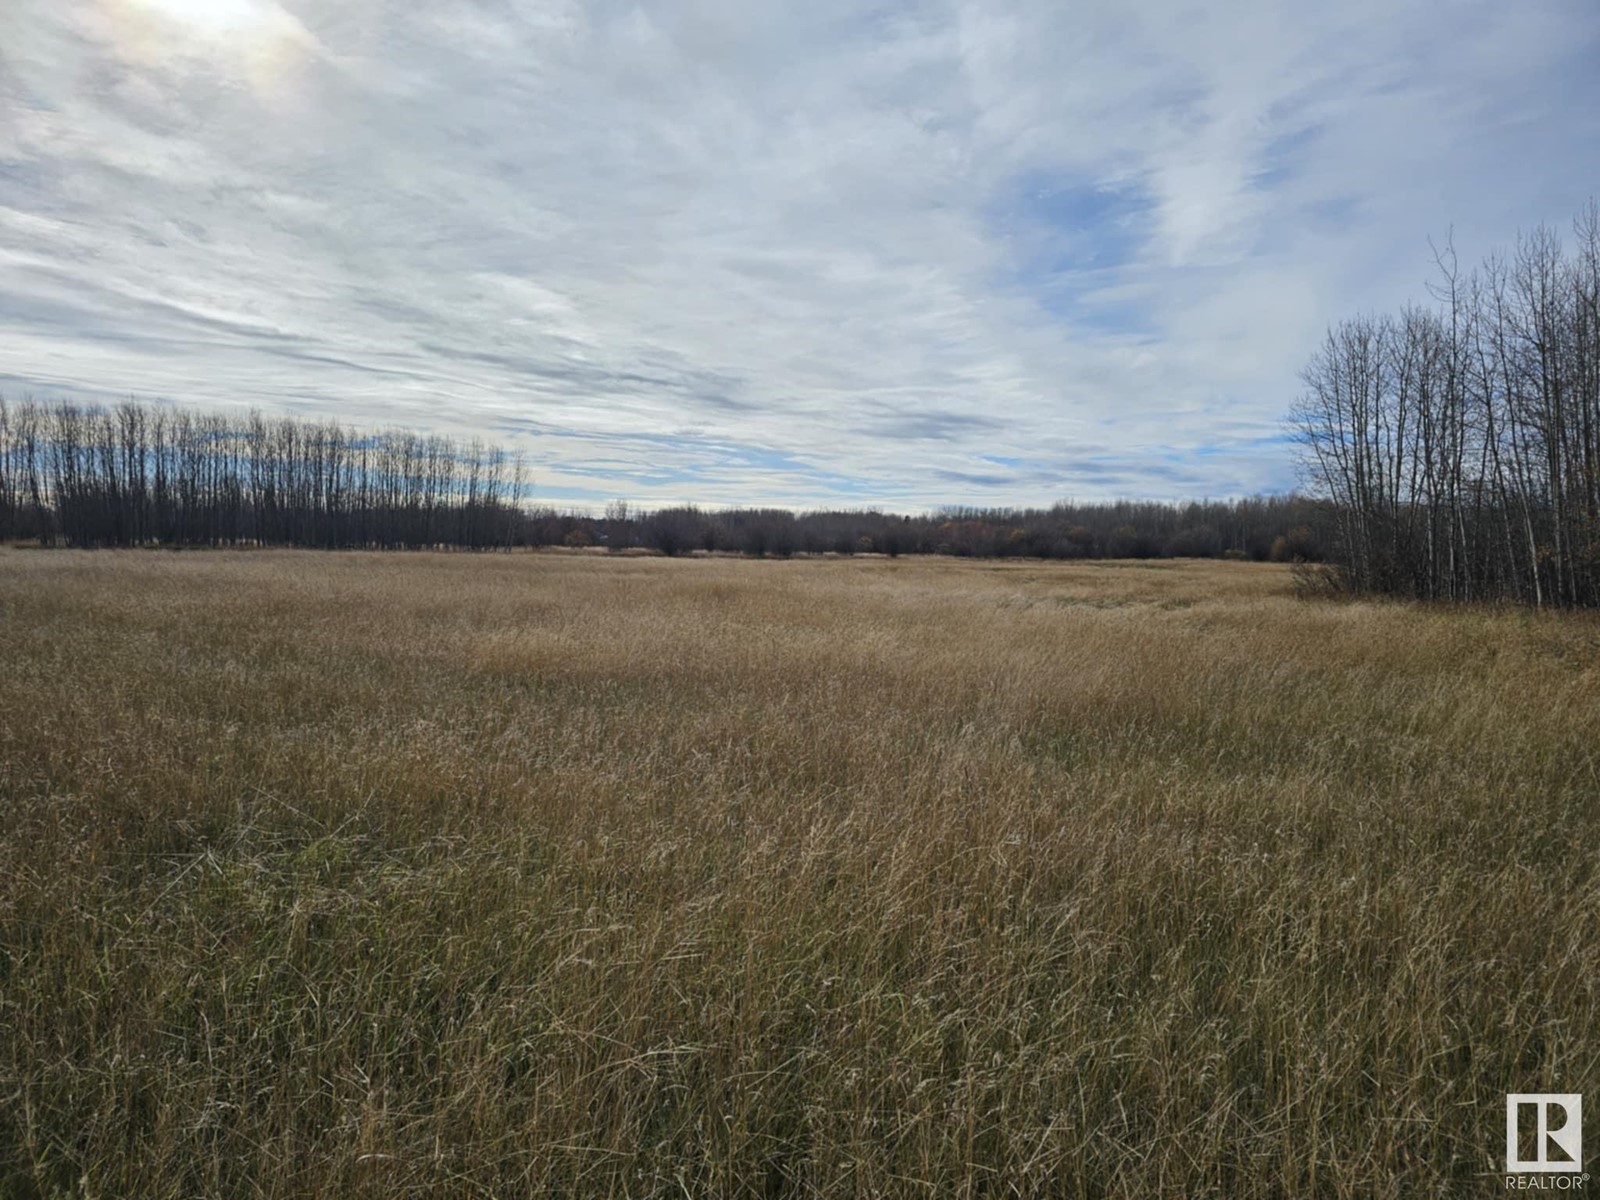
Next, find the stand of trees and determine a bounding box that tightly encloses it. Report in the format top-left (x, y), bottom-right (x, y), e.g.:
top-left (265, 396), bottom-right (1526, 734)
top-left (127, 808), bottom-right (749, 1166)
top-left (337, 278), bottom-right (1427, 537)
top-left (526, 496), bottom-right (1329, 562)
top-left (1291, 201), bottom-right (1600, 605)
top-left (0, 398), bottom-right (524, 548)
top-left (3, 395), bottom-right (1331, 561)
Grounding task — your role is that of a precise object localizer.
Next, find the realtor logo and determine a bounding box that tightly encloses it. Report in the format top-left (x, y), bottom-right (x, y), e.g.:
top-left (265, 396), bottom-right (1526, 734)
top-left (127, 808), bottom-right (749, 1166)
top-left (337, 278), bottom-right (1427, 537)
top-left (1507, 1094), bottom-right (1583, 1174)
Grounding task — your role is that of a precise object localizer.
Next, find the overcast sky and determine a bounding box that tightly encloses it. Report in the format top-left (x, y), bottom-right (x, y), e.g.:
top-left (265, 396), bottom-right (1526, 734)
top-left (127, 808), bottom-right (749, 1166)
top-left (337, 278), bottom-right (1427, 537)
top-left (2, 1), bottom-right (1597, 509)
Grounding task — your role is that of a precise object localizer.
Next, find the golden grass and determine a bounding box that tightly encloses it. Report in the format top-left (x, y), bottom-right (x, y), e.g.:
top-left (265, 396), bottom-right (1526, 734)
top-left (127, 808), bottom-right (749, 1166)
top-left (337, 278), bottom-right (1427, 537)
top-left (1, 550), bottom-right (1596, 1198)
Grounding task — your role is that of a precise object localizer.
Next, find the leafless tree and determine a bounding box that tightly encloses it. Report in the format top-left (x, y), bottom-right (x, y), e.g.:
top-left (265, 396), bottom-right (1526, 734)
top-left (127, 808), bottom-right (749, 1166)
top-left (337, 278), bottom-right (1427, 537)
top-left (1291, 200), bottom-right (1600, 605)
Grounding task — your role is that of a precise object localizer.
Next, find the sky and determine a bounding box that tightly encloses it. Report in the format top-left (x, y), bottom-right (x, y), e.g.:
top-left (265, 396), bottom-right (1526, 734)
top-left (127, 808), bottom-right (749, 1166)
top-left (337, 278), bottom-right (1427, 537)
top-left (2, 1), bottom-right (1597, 511)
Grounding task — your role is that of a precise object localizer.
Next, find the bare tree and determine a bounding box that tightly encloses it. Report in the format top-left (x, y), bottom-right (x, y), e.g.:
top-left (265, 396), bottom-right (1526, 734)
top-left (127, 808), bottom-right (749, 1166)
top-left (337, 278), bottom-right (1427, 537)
top-left (1292, 200), bottom-right (1600, 606)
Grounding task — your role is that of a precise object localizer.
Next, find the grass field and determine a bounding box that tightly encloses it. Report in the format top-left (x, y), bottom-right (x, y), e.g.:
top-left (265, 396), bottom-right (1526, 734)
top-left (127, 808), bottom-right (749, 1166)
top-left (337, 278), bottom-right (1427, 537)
top-left (1, 549), bottom-right (1596, 1198)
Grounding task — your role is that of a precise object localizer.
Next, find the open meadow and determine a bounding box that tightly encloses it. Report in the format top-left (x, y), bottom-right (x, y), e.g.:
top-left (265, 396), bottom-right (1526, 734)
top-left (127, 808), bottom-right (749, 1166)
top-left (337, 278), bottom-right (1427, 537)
top-left (1, 549), bottom-right (1597, 1198)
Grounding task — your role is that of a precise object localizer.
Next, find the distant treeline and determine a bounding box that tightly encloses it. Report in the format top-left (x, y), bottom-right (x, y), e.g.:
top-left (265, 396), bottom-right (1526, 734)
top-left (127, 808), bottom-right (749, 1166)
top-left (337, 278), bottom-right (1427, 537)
top-left (534, 497), bottom-right (1329, 562)
top-left (1, 395), bottom-right (1330, 560)
top-left (1291, 200), bottom-right (1600, 606)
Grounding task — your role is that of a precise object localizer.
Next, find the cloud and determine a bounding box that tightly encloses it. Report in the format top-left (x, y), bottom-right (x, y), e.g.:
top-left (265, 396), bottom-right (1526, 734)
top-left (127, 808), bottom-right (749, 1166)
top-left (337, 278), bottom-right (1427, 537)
top-left (1, 0), bottom-right (1597, 508)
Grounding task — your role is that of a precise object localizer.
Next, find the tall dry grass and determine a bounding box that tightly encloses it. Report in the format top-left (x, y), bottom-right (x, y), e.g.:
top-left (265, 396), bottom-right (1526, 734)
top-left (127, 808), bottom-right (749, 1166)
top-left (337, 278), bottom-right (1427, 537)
top-left (1, 549), bottom-right (1596, 1198)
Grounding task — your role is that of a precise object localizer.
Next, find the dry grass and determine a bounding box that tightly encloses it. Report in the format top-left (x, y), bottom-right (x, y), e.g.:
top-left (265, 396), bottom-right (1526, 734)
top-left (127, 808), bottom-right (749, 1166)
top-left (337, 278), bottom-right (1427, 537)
top-left (1, 549), bottom-right (1596, 1198)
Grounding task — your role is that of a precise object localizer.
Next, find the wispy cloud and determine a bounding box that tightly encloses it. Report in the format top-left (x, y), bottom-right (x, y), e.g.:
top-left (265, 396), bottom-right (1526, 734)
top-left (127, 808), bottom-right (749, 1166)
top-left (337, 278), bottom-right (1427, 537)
top-left (2, 0), bottom-right (1597, 507)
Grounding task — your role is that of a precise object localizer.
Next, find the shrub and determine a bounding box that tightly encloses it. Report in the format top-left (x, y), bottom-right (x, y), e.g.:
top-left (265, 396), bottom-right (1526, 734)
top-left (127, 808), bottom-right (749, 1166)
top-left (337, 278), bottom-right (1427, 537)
top-left (1271, 526), bottom-right (1324, 563)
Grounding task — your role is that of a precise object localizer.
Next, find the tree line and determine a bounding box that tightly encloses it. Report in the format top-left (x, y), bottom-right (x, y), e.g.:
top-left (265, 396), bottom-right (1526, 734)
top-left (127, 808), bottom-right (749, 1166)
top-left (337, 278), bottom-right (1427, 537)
top-left (2, 395), bottom-right (1331, 560)
top-left (541, 496), bottom-right (1329, 562)
top-left (1290, 200), bottom-right (1600, 605)
top-left (0, 398), bottom-right (525, 549)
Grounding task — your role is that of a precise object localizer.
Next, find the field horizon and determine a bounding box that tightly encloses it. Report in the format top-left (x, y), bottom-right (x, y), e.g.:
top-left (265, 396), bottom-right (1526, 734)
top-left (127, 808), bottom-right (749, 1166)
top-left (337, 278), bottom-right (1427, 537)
top-left (2, 549), bottom-right (1596, 1198)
